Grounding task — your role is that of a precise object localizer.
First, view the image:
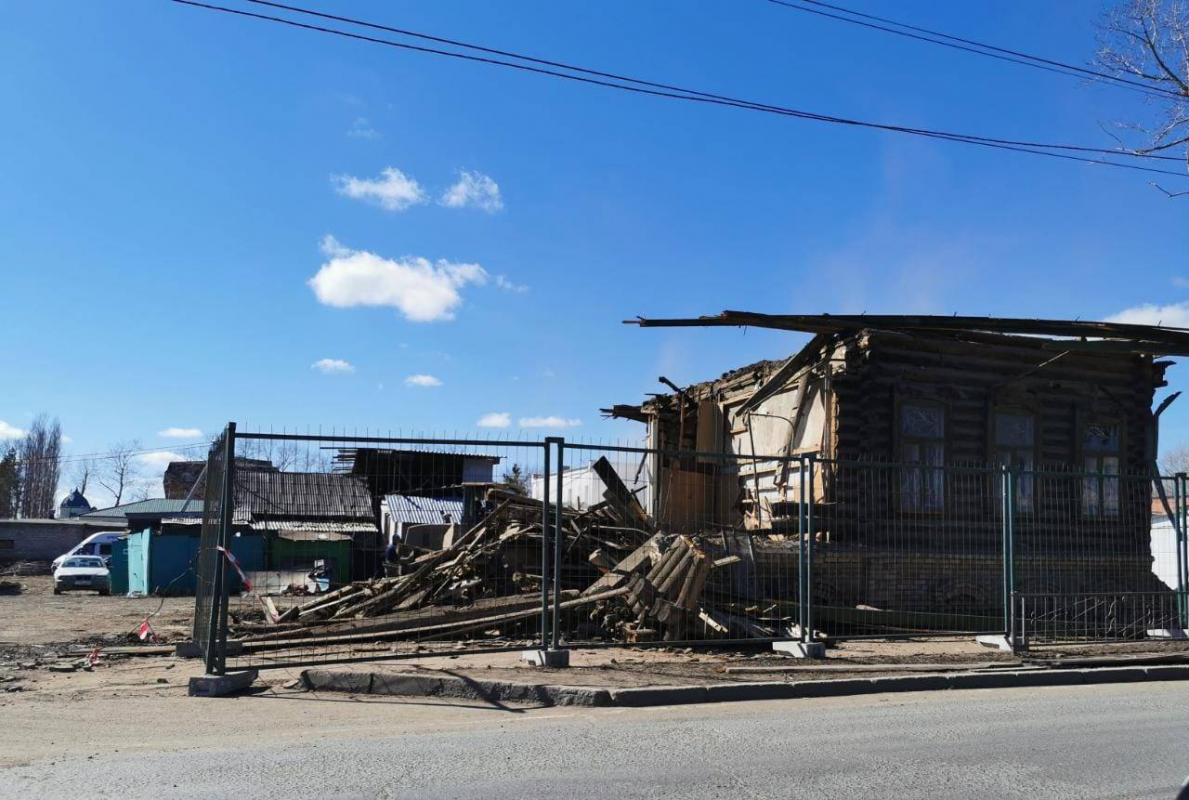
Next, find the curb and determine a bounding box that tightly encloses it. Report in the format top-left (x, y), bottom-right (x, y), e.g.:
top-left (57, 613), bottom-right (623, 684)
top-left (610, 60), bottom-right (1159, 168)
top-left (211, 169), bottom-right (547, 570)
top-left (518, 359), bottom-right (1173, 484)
top-left (300, 664), bottom-right (1189, 708)
top-left (300, 669), bottom-right (612, 707)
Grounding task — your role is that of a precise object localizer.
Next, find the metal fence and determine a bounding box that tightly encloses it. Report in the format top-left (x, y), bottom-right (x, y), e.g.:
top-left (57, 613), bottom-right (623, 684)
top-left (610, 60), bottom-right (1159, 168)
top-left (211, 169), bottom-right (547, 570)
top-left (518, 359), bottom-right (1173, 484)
top-left (192, 424), bottom-right (1189, 674)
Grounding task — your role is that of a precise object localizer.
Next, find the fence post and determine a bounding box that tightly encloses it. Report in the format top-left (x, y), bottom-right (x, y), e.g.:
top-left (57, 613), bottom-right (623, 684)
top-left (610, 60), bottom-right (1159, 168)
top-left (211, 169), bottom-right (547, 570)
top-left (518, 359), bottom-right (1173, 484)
top-left (797, 455), bottom-right (807, 642)
top-left (1179, 474), bottom-right (1188, 628)
top-left (551, 438), bottom-right (565, 651)
top-left (1000, 464), bottom-right (1011, 638)
top-left (205, 422), bottom-right (235, 676)
top-left (805, 453), bottom-right (816, 643)
top-left (539, 440), bottom-right (552, 648)
top-left (1005, 466), bottom-right (1017, 647)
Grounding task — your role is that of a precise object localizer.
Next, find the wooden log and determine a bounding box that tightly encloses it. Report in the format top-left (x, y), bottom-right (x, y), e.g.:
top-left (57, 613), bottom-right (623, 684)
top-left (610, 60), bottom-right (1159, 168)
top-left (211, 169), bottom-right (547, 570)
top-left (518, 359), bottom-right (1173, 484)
top-left (241, 587), bottom-right (627, 652)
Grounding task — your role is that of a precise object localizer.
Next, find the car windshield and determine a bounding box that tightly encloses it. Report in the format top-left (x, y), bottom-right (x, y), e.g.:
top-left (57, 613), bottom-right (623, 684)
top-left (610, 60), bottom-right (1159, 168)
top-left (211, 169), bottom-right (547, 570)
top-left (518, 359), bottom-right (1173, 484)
top-left (63, 557), bottom-right (105, 569)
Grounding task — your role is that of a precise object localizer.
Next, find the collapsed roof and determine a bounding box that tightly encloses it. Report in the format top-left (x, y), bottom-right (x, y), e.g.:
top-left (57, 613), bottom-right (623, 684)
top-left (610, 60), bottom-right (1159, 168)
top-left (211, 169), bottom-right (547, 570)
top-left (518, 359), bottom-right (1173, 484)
top-left (625, 311), bottom-right (1189, 357)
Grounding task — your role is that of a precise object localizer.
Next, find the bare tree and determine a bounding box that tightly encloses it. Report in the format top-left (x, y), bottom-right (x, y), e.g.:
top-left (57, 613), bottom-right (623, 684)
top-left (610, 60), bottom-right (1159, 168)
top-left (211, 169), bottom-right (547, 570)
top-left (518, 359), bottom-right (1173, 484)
top-left (69, 458), bottom-right (95, 498)
top-left (1160, 441), bottom-right (1189, 474)
top-left (1095, 0), bottom-right (1189, 194)
top-left (17, 415), bottom-right (62, 519)
top-left (97, 439), bottom-right (144, 506)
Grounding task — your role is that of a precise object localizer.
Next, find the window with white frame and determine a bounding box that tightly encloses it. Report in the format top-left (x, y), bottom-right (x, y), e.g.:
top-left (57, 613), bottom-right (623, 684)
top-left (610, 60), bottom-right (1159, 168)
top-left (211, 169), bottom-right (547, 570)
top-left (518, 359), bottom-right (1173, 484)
top-left (899, 402), bottom-right (945, 511)
top-left (995, 411), bottom-right (1036, 512)
top-left (1081, 421), bottom-right (1120, 518)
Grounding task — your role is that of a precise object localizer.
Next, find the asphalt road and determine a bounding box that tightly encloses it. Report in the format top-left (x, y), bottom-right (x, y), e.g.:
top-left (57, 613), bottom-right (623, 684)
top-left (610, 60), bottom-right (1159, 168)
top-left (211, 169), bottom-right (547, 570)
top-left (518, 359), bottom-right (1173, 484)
top-left (3, 681), bottom-right (1187, 799)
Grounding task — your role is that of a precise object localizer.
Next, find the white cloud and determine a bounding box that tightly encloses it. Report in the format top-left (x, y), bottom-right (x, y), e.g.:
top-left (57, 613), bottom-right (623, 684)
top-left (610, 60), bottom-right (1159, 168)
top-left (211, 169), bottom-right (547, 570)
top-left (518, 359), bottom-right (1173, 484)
top-left (332, 167), bottom-right (427, 211)
top-left (311, 358), bottom-right (356, 374)
top-left (0, 420), bottom-right (24, 439)
top-left (60, 435), bottom-right (73, 444)
top-left (1106, 302), bottom-right (1189, 328)
top-left (136, 451), bottom-right (189, 473)
top-left (495, 275), bottom-right (529, 293)
top-left (405, 374), bottom-right (442, 387)
top-left (440, 170), bottom-right (503, 212)
top-left (519, 416), bottom-right (582, 429)
top-left (477, 412), bottom-right (511, 428)
top-left (310, 236), bottom-right (490, 323)
top-left (346, 117), bottom-right (380, 139)
top-left (158, 427), bottom-right (203, 439)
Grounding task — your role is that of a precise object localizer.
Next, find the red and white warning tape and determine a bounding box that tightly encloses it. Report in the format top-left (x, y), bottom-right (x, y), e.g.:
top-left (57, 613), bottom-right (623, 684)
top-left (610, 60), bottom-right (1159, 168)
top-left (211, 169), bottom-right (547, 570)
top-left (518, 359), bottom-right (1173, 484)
top-left (216, 545), bottom-right (252, 592)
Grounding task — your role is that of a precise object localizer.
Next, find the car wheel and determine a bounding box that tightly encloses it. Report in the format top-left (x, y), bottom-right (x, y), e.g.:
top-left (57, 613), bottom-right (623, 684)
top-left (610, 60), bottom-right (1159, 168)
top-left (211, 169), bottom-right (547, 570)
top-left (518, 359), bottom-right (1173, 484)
top-left (53, 588), bottom-right (62, 595)
top-left (99, 589), bottom-right (110, 596)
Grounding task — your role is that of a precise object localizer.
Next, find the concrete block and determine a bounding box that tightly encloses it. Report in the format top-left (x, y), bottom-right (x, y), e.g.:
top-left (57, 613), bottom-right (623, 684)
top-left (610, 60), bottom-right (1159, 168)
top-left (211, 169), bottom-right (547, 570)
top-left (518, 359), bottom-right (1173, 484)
top-left (975, 634), bottom-right (1020, 652)
top-left (1146, 628), bottom-right (1189, 640)
top-left (772, 640), bottom-right (826, 659)
top-left (300, 669), bottom-right (373, 694)
top-left (175, 642), bottom-right (203, 659)
top-left (521, 649), bottom-right (570, 667)
top-left (188, 670), bottom-right (258, 697)
top-left (609, 685), bottom-right (709, 707)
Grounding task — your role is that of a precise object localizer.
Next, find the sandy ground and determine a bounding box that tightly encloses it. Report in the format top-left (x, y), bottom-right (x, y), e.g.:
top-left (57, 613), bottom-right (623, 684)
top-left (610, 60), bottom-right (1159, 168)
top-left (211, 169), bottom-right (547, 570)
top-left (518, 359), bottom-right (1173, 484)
top-left (3, 570), bottom-right (1188, 727)
top-left (0, 575), bottom-right (193, 649)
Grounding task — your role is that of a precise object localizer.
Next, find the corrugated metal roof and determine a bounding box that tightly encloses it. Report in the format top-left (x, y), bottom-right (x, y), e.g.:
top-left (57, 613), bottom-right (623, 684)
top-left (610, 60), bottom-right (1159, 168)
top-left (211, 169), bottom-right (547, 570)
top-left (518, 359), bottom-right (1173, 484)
top-left (248, 520), bottom-right (377, 533)
top-left (79, 499), bottom-right (205, 520)
top-left (235, 471), bottom-right (373, 521)
top-left (383, 494), bottom-right (465, 525)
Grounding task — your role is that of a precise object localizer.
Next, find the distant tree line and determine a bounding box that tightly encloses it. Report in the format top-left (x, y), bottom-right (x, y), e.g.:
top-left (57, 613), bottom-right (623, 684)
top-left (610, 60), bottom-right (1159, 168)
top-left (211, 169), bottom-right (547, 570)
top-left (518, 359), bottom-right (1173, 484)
top-left (0, 414), bottom-right (62, 519)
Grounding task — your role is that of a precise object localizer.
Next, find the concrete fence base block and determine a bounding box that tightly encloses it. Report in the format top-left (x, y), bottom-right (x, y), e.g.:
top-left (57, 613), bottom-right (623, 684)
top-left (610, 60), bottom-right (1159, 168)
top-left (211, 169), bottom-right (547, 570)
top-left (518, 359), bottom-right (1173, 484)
top-left (1146, 628), bottom-right (1189, 640)
top-left (975, 634), bottom-right (1019, 652)
top-left (175, 642), bottom-right (203, 659)
top-left (188, 670), bottom-right (258, 697)
top-left (521, 649), bottom-right (571, 667)
top-left (772, 640), bottom-right (826, 659)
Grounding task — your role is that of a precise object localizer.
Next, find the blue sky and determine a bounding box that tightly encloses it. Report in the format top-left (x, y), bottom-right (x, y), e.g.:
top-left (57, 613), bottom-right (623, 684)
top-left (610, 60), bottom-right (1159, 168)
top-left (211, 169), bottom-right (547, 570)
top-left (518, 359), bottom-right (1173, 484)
top-left (1, 1), bottom-right (1187, 504)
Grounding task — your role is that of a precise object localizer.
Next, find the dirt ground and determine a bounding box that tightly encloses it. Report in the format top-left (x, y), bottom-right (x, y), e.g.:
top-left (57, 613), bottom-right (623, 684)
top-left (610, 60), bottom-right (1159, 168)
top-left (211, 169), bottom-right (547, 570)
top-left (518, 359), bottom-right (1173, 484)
top-left (3, 571), bottom-right (1188, 712)
top-left (0, 575), bottom-right (194, 650)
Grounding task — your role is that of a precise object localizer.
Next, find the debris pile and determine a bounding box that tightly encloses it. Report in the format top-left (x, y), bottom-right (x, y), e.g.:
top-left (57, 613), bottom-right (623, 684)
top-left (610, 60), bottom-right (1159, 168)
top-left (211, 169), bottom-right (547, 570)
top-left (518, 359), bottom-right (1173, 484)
top-left (233, 458), bottom-right (780, 650)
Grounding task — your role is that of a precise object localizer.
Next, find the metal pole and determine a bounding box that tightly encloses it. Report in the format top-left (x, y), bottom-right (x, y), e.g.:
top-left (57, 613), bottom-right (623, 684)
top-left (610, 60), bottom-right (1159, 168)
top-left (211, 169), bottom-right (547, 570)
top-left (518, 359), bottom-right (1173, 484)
top-left (206, 422), bottom-right (235, 676)
top-left (806, 454), bottom-right (816, 643)
top-left (1006, 466), bottom-right (1017, 647)
top-left (539, 442), bottom-right (551, 648)
top-left (1001, 465), bottom-right (1011, 636)
top-left (797, 456), bottom-right (806, 641)
top-left (551, 439), bottom-right (565, 650)
top-left (1179, 474), bottom-right (1188, 627)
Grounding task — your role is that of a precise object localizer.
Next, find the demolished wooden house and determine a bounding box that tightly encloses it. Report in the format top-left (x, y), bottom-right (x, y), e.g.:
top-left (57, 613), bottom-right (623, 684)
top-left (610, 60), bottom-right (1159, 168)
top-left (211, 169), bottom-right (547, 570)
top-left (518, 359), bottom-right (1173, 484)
top-left (605, 312), bottom-right (1182, 626)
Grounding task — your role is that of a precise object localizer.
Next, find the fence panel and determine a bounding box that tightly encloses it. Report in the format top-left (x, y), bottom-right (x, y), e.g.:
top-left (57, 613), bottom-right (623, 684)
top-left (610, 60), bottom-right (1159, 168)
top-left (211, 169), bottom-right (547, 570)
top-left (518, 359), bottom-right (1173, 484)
top-left (1012, 470), bottom-right (1187, 645)
top-left (811, 459), bottom-right (1005, 639)
top-left (549, 442), bottom-right (801, 647)
top-left (220, 432), bottom-right (552, 670)
top-left (192, 425), bottom-right (232, 674)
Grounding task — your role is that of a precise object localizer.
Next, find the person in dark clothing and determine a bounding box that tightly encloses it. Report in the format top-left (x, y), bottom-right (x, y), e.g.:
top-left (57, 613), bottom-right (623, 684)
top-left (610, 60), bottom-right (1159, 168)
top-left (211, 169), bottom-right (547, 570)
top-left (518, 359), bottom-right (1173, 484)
top-left (385, 540), bottom-right (398, 564)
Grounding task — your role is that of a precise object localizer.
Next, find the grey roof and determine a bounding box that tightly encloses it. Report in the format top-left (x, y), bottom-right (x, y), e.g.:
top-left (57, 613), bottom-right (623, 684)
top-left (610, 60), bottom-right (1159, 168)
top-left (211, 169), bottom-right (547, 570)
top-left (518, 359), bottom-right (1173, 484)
top-left (235, 471), bottom-right (373, 521)
top-left (383, 494), bottom-right (465, 525)
top-left (79, 498), bottom-right (205, 520)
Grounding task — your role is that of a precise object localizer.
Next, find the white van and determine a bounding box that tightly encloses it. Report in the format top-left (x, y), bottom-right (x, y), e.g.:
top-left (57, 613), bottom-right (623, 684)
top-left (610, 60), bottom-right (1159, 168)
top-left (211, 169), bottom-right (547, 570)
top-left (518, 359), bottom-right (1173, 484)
top-left (51, 531), bottom-right (122, 570)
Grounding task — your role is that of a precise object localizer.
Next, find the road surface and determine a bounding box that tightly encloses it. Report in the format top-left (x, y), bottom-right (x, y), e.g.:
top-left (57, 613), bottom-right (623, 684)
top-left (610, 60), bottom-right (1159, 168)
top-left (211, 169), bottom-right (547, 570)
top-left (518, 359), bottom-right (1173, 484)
top-left (2, 680), bottom-right (1186, 799)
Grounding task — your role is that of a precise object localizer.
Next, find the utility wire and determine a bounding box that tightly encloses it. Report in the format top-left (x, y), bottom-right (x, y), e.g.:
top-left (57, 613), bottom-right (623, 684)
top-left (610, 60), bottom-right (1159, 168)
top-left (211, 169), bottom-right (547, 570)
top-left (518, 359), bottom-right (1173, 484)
top-left (242, 0), bottom-right (1183, 164)
top-left (768, 0), bottom-right (1185, 101)
top-left (14, 441), bottom-right (212, 467)
top-left (172, 0), bottom-right (1189, 178)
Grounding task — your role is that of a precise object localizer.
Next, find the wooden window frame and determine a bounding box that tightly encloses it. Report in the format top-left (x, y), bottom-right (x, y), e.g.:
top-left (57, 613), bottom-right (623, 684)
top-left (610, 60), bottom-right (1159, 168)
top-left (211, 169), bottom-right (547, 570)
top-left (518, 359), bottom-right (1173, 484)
top-left (894, 397), bottom-right (948, 513)
top-left (1078, 417), bottom-right (1123, 520)
top-left (992, 407), bottom-right (1039, 514)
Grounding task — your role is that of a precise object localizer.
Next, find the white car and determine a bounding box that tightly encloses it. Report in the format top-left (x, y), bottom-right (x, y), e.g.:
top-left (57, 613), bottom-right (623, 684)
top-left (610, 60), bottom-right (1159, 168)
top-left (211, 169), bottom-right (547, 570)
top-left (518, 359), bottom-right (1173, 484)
top-left (53, 556), bottom-right (111, 595)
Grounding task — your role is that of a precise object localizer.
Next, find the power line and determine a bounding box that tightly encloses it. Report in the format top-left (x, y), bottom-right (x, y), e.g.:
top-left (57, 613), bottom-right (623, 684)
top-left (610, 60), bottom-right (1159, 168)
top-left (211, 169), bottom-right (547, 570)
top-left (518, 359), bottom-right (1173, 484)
top-left (172, 0), bottom-right (1189, 178)
top-left (13, 441), bottom-right (213, 467)
top-left (767, 0), bottom-right (1185, 101)
top-left (241, 0), bottom-right (1184, 164)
